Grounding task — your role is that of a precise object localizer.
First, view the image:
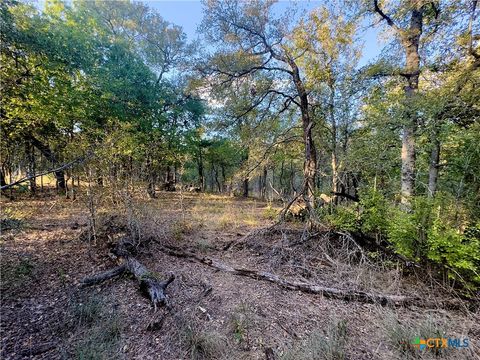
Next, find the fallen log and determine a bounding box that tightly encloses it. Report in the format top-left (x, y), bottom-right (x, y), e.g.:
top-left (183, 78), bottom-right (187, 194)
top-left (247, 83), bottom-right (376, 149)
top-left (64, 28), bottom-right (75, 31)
top-left (80, 265), bottom-right (126, 286)
top-left (80, 238), bottom-right (174, 311)
top-left (159, 245), bottom-right (468, 310)
top-left (125, 257), bottom-right (175, 311)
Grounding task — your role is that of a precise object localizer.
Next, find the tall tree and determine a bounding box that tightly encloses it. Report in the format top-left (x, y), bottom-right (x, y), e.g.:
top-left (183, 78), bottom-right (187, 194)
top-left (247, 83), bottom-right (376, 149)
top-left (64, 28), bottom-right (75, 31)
top-left (200, 0), bottom-right (318, 209)
top-left (372, 0), bottom-right (440, 204)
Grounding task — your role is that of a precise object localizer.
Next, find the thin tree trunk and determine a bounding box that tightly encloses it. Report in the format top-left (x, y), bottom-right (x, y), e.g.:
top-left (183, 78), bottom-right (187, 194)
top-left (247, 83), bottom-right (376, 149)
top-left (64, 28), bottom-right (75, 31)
top-left (243, 178), bottom-right (249, 198)
top-left (262, 167), bottom-right (267, 199)
top-left (28, 135), bottom-right (66, 193)
top-left (289, 61), bottom-right (316, 209)
top-left (428, 137), bottom-right (440, 197)
top-left (329, 83), bottom-right (339, 205)
top-left (243, 150), bottom-right (249, 197)
top-left (198, 147), bottom-right (204, 191)
top-left (214, 166), bottom-right (221, 192)
top-left (279, 160), bottom-right (284, 191)
top-left (146, 157), bottom-right (157, 198)
top-left (290, 160), bottom-right (296, 196)
top-left (0, 170), bottom-right (6, 187)
top-left (221, 164), bottom-right (226, 192)
top-left (26, 141), bottom-right (36, 196)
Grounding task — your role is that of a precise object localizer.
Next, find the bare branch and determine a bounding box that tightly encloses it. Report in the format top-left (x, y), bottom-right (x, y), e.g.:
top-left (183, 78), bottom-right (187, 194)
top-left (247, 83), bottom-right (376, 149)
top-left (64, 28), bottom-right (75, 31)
top-left (373, 0), bottom-right (400, 32)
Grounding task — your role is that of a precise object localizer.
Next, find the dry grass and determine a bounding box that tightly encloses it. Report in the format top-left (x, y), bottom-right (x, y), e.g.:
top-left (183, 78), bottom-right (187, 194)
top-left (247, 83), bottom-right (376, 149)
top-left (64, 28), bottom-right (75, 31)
top-left (281, 316), bottom-right (348, 360)
top-left (1, 191), bottom-right (478, 360)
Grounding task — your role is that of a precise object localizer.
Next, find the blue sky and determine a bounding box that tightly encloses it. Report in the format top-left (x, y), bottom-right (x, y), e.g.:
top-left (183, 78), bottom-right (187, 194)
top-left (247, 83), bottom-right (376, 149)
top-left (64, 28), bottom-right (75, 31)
top-left (145, 0), bottom-right (384, 67)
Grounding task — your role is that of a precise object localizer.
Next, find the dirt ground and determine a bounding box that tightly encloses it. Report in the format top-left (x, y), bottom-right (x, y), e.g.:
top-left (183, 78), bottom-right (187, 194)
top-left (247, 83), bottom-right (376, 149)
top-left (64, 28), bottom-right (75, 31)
top-left (1, 191), bottom-right (479, 360)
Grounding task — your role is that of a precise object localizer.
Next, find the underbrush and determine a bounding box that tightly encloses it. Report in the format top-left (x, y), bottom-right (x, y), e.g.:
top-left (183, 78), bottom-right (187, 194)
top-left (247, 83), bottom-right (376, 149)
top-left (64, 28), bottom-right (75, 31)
top-left (319, 189), bottom-right (480, 291)
top-left (378, 310), bottom-right (474, 359)
top-left (173, 312), bottom-right (227, 360)
top-left (69, 294), bottom-right (123, 360)
top-left (0, 255), bottom-right (36, 293)
top-left (281, 317), bottom-right (348, 360)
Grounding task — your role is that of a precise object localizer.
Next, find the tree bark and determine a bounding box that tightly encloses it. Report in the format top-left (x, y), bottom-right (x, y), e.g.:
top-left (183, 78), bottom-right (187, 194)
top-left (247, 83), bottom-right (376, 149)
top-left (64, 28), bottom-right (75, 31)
top-left (0, 170), bottom-right (6, 187)
top-left (400, 6), bottom-right (422, 205)
top-left (214, 166), bottom-right (221, 192)
top-left (243, 177), bottom-right (249, 198)
top-left (262, 166), bottom-right (267, 199)
top-left (146, 157), bottom-right (157, 198)
top-left (328, 79), bottom-right (339, 205)
top-left (26, 141), bottom-right (36, 195)
top-left (198, 147), bottom-right (204, 191)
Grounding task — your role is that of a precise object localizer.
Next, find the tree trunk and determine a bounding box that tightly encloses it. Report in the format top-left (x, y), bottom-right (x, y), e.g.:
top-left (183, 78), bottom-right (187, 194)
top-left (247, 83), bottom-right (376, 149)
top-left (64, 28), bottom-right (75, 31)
top-left (26, 141), bottom-right (36, 195)
top-left (400, 6), bottom-right (423, 205)
top-left (301, 109), bottom-right (316, 209)
top-left (221, 164), bottom-right (226, 192)
top-left (289, 160), bottom-right (296, 195)
top-left (198, 148), bottom-right (205, 191)
top-left (428, 136), bottom-right (440, 197)
top-left (29, 135), bottom-right (66, 193)
top-left (243, 178), bottom-right (249, 198)
top-left (0, 170), bottom-right (6, 187)
top-left (279, 160), bottom-right (284, 191)
top-left (329, 81), bottom-right (339, 205)
top-left (288, 60), bottom-right (317, 210)
top-left (214, 166), bottom-right (221, 192)
top-left (261, 167), bottom-right (267, 199)
top-left (374, 0), bottom-right (424, 206)
top-left (146, 157), bottom-right (157, 198)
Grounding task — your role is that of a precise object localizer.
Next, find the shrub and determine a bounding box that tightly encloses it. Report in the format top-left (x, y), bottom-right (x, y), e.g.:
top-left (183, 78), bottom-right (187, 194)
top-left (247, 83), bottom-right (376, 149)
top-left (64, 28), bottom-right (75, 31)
top-left (358, 188), bottom-right (389, 236)
top-left (384, 313), bottom-right (447, 358)
top-left (322, 206), bottom-right (358, 232)
top-left (387, 207), bottom-right (419, 259)
top-left (427, 220), bottom-right (480, 287)
top-left (263, 205), bottom-right (278, 220)
top-left (320, 191), bottom-right (480, 289)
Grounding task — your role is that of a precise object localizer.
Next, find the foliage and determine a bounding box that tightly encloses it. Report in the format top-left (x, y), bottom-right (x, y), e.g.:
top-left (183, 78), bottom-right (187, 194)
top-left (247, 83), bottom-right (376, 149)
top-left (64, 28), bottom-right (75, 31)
top-left (1, 0), bottom-right (478, 293)
top-left (322, 192), bottom-right (480, 288)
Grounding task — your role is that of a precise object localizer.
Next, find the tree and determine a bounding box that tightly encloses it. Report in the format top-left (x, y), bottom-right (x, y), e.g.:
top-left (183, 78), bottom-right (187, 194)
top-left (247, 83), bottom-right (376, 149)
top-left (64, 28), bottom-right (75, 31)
top-left (200, 0), bottom-right (318, 209)
top-left (372, 0), bottom-right (441, 205)
top-left (293, 6), bottom-right (361, 202)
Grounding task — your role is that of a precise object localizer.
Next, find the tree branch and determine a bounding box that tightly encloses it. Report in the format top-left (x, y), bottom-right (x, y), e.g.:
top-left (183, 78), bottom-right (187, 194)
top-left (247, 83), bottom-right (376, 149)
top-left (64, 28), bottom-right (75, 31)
top-left (1, 154), bottom-right (91, 191)
top-left (373, 0), bottom-right (400, 31)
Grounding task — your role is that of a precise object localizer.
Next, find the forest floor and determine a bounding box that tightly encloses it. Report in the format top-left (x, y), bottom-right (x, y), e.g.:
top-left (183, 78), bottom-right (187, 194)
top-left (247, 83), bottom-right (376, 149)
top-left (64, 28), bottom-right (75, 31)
top-left (1, 191), bottom-right (479, 360)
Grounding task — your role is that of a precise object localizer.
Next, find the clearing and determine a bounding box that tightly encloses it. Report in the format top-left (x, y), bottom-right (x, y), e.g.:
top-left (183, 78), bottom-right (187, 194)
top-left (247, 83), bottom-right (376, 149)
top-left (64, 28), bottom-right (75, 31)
top-left (1, 192), bottom-right (478, 359)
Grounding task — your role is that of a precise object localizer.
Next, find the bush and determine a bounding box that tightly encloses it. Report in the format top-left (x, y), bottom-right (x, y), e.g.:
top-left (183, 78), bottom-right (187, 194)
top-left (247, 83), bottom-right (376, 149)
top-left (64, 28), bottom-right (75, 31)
top-left (358, 188), bottom-right (389, 236)
top-left (321, 206), bottom-right (358, 232)
top-left (319, 191), bottom-right (480, 289)
top-left (427, 220), bottom-right (480, 286)
top-left (386, 208), bottom-right (419, 259)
